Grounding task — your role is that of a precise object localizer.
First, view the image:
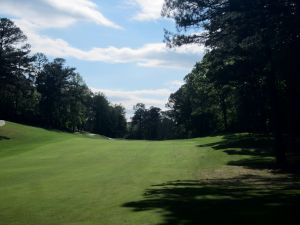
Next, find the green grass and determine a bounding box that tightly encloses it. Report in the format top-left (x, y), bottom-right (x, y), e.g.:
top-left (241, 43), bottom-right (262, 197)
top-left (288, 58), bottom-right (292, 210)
top-left (0, 122), bottom-right (299, 225)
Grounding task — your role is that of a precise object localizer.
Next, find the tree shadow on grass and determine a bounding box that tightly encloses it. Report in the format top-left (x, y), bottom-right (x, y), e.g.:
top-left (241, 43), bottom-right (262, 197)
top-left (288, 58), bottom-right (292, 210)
top-left (199, 133), bottom-right (273, 157)
top-left (0, 135), bottom-right (10, 141)
top-left (123, 135), bottom-right (300, 224)
top-left (198, 133), bottom-right (300, 172)
top-left (197, 133), bottom-right (284, 171)
top-left (228, 157), bottom-right (275, 169)
top-left (123, 175), bottom-right (300, 225)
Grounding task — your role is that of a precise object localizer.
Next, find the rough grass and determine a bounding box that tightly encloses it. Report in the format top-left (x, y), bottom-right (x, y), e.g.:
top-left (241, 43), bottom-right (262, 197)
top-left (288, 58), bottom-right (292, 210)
top-left (0, 122), bottom-right (299, 225)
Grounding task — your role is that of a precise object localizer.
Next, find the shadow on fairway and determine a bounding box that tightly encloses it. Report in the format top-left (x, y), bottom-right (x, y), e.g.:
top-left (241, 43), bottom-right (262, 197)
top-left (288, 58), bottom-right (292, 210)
top-left (123, 175), bottom-right (300, 225)
top-left (198, 134), bottom-right (300, 172)
top-left (123, 135), bottom-right (300, 224)
top-left (0, 135), bottom-right (10, 140)
top-left (198, 134), bottom-right (278, 170)
top-left (198, 133), bottom-right (273, 157)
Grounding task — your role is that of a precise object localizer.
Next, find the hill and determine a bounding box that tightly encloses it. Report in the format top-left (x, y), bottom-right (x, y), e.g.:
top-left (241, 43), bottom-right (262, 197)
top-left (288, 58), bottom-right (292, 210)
top-left (0, 122), bottom-right (299, 225)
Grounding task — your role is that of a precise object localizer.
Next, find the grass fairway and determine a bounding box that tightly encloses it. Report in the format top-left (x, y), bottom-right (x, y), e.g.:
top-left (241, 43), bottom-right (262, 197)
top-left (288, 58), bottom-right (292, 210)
top-left (0, 122), bottom-right (299, 225)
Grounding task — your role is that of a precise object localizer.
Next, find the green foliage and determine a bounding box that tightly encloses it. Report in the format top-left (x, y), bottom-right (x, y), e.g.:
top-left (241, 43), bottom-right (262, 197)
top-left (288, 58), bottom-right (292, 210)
top-left (88, 94), bottom-right (127, 138)
top-left (109, 104), bottom-right (127, 138)
top-left (128, 104), bottom-right (177, 140)
top-left (163, 0), bottom-right (300, 164)
top-left (0, 18), bottom-right (127, 138)
top-left (0, 18), bottom-right (36, 121)
top-left (36, 58), bottom-right (89, 130)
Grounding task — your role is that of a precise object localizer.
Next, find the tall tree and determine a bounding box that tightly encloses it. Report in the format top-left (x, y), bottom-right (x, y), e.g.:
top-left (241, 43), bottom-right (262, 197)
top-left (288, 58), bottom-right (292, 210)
top-left (0, 18), bottom-right (36, 122)
top-left (130, 103), bottom-right (147, 139)
top-left (162, 0), bottom-right (300, 165)
top-left (0, 18), bottom-right (129, 136)
top-left (64, 74), bottom-right (91, 132)
top-left (110, 105), bottom-right (127, 138)
top-left (36, 58), bottom-right (89, 130)
top-left (90, 93), bottom-right (112, 136)
top-left (144, 107), bottom-right (161, 140)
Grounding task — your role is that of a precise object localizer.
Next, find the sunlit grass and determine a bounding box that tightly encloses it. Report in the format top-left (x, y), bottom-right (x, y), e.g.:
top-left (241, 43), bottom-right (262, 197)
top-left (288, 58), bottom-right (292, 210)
top-left (0, 122), bottom-right (298, 225)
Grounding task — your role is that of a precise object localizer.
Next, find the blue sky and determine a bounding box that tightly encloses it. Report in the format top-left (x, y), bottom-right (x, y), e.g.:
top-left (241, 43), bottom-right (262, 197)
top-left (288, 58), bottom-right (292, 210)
top-left (0, 0), bottom-right (204, 118)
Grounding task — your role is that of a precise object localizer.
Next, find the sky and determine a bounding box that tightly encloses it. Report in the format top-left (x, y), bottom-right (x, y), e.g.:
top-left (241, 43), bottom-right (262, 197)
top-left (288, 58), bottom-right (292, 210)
top-left (0, 0), bottom-right (204, 119)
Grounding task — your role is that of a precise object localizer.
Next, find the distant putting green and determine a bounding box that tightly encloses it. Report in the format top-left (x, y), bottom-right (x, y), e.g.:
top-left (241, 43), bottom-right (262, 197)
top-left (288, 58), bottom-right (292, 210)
top-left (0, 122), bottom-right (299, 225)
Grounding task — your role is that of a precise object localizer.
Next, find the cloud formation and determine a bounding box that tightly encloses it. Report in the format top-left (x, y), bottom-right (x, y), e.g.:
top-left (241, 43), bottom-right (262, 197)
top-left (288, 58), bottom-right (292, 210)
top-left (14, 19), bottom-right (204, 69)
top-left (0, 0), bottom-right (121, 29)
top-left (1, 0), bottom-right (204, 69)
top-left (128, 0), bottom-right (164, 21)
top-left (0, 1), bottom-right (196, 118)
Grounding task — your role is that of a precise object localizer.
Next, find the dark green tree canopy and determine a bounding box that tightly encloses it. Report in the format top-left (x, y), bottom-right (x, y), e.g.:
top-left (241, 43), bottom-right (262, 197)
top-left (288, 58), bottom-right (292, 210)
top-left (0, 18), bottom-right (128, 137)
top-left (162, 0), bottom-right (300, 165)
top-left (0, 18), bottom-right (35, 120)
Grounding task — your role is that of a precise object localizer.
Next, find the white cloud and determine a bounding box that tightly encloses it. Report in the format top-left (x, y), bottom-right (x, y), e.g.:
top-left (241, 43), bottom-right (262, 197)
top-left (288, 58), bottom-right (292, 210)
top-left (14, 19), bottom-right (204, 69)
top-left (168, 80), bottom-right (185, 89)
top-left (1, 0), bottom-right (204, 68)
top-left (0, 0), bottom-right (121, 29)
top-left (128, 0), bottom-right (164, 21)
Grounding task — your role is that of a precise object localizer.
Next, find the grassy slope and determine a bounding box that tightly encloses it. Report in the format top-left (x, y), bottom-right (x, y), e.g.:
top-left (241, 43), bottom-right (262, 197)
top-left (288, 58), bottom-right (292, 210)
top-left (0, 122), bottom-right (299, 225)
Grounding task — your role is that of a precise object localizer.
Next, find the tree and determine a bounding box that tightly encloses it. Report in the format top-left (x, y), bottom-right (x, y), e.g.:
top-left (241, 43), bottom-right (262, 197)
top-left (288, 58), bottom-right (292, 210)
top-left (0, 18), bottom-right (36, 122)
top-left (128, 104), bottom-right (177, 140)
top-left (159, 110), bottom-right (178, 139)
top-left (162, 0), bottom-right (300, 166)
top-left (167, 59), bottom-right (230, 137)
top-left (110, 105), bottom-right (127, 138)
top-left (90, 93), bottom-right (112, 136)
top-left (64, 74), bottom-right (91, 132)
top-left (36, 58), bottom-right (89, 130)
top-left (129, 103), bottom-right (147, 139)
top-left (144, 107), bottom-right (161, 140)
top-left (32, 53), bottom-right (48, 80)
top-left (0, 18), bottom-right (129, 136)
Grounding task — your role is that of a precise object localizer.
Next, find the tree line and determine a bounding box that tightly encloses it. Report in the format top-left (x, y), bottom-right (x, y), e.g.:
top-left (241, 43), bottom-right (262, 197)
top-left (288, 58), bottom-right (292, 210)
top-left (161, 0), bottom-right (300, 165)
top-left (0, 18), bottom-right (127, 138)
top-left (128, 103), bottom-right (177, 140)
top-left (0, 17), bottom-right (177, 140)
top-left (2, 0), bottom-right (300, 167)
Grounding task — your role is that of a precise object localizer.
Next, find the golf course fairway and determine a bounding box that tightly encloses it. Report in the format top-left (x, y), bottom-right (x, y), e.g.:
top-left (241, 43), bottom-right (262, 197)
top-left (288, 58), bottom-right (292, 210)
top-left (0, 122), bottom-right (299, 225)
